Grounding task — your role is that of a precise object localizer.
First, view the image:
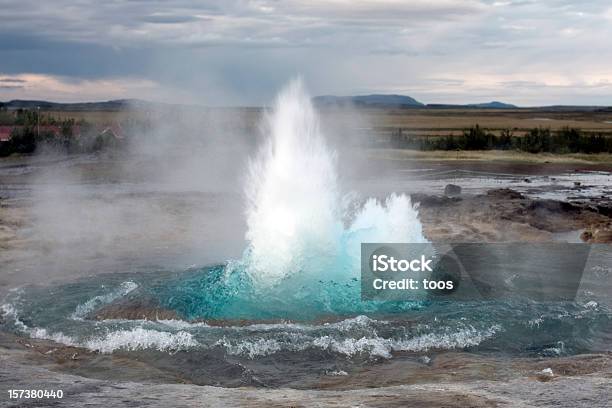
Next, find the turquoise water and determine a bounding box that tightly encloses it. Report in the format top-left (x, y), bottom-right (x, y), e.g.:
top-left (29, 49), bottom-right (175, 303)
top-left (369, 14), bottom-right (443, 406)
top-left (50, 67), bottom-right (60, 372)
top-left (3, 265), bottom-right (611, 355)
top-left (1, 261), bottom-right (611, 386)
top-left (150, 263), bottom-right (422, 321)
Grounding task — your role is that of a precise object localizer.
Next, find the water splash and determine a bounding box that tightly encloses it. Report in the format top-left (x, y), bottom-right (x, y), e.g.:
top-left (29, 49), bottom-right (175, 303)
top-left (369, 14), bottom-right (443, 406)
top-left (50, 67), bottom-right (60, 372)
top-left (71, 281), bottom-right (138, 320)
top-left (242, 79), bottom-right (427, 290)
top-left (244, 79), bottom-right (344, 286)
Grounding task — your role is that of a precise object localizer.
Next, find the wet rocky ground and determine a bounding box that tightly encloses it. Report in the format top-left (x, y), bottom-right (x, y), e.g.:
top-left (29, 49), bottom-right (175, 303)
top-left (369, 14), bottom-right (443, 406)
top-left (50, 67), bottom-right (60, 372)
top-left (414, 187), bottom-right (612, 243)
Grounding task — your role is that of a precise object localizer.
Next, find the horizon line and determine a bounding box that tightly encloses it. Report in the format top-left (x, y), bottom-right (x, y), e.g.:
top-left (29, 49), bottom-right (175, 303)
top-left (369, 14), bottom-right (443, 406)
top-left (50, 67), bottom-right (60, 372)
top-left (2, 97), bottom-right (611, 110)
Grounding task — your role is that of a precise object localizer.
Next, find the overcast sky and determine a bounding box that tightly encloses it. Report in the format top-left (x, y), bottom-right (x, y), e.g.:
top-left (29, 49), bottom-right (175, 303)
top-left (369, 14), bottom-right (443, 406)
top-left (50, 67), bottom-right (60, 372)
top-left (0, 0), bottom-right (611, 106)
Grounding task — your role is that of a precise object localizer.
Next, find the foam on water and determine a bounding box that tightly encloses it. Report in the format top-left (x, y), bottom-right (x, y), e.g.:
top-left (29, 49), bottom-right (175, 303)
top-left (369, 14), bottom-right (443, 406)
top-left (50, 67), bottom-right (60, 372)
top-left (1, 300), bottom-right (31, 333)
top-left (215, 324), bottom-right (502, 359)
top-left (71, 281), bottom-right (138, 320)
top-left (1, 287), bottom-right (501, 358)
top-left (3, 285), bottom-right (610, 361)
top-left (2, 296), bottom-right (80, 348)
top-left (2, 298), bottom-right (198, 353)
top-left (216, 337), bottom-right (284, 359)
top-left (84, 328), bottom-right (199, 353)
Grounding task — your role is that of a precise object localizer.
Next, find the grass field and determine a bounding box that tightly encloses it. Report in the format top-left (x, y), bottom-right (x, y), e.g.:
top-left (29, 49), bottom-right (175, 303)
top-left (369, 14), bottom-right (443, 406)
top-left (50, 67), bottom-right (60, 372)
top-left (326, 108), bottom-right (612, 137)
top-left (368, 148), bottom-right (612, 164)
top-left (42, 106), bottom-right (612, 152)
top-left (46, 107), bottom-right (612, 131)
top-left (46, 109), bottom-right (154, 125)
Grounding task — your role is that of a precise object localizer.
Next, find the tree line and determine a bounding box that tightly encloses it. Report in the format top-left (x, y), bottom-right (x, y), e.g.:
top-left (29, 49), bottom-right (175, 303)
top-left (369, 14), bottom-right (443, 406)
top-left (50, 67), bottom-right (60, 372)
top-left (389, 125), bottom-right (612, 153)
top-left (0, 108), bottom-right (121, 157)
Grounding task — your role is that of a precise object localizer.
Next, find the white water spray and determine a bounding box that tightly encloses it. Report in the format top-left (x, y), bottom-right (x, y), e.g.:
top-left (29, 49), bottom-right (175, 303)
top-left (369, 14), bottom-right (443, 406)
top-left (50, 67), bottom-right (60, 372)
top-left (244, 79), bottom-right (427, 287)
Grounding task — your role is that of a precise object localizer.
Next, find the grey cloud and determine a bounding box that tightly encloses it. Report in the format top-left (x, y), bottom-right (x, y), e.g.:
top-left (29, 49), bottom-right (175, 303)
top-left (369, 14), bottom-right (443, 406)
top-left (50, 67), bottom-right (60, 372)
top-left (0, 0), bottom-right (487, 48)
top-left (500, 80), bottom-right (546, 88)
top-left (140, 14), bottom-right (202, 24)
top-left (0, 0), bottom-right (611, 106)
top-left (0, 78), bottom-right (26, 83)
top-left (270, 0), bottom-right (486, 20)
top-left (501, 80), bottom-right (612, 90)
top-left (425, 78), bottom-right (466, 86)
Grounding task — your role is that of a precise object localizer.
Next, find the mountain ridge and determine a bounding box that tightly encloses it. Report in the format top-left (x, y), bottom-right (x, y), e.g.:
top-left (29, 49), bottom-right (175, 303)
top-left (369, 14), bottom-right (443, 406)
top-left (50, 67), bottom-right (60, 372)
top-left (2, 97), bottom-right (610, 111)
top-left (0, 99), bottom-right (161, 111)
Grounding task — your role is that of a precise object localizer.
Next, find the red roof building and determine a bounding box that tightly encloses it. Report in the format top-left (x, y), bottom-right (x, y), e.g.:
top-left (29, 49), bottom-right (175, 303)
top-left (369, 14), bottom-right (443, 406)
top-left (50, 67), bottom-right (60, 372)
top-left (0, 126), bottom-right (12, 142)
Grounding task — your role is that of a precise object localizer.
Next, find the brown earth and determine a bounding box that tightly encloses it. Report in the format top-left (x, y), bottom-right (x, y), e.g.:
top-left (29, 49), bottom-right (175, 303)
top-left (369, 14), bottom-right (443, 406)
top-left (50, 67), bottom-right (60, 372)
top-left (413, 188), bottom-right (612, 243)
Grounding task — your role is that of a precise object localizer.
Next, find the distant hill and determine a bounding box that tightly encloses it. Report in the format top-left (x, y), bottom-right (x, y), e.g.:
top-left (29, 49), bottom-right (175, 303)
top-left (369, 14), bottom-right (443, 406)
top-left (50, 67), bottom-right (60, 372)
top-left (0, 99), bottom-right (160, 111)
top-left (426, 101), bottom-right (517, 109)
top-left (313, 94), bottom-right (424, 108)
top-left (466, 101), bottom-right (517, 109)
top-left (312, 95), bottom-right (524, 109)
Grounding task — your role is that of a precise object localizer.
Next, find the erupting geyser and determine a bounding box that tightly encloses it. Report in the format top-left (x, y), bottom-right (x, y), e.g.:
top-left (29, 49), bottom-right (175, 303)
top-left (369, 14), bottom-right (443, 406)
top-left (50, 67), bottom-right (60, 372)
top-left (242, 79), bottom-right (427, 289)
top-left (2, 81), bottom-right (609, 366)
top-left (244, 79), bottom-right (343, 285)
top-left (153, 79), bottom-right (429, 319)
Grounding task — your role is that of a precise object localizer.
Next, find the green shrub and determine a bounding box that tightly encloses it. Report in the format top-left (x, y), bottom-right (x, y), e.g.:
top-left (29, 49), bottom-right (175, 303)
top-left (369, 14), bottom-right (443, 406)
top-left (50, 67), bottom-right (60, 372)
top-left (389, 125), bottom-right (612, 154)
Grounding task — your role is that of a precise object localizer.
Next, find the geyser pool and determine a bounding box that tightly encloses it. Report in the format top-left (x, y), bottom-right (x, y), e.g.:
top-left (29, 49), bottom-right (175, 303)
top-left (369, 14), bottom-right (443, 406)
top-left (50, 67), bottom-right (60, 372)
top-left (3, 270), bottom-right (611, 387)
